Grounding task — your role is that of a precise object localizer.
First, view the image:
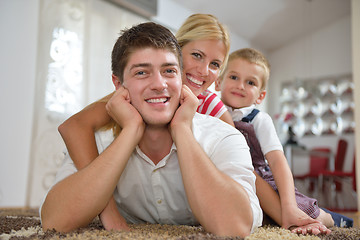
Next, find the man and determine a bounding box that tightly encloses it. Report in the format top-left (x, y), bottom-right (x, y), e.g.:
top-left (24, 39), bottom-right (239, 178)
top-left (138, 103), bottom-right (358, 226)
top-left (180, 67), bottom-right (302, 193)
top-left (40, 22), bottom-right (262, 237)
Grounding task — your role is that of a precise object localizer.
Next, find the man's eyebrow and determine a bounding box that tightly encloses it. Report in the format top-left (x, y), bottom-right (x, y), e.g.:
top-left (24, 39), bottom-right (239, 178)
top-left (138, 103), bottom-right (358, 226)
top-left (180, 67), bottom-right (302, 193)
top-left (130, 62), bottom-right (179, 70)
top-left (162, 62), bottom-right (179, 67)
top-left (130, 63), bottom-right (151, 70)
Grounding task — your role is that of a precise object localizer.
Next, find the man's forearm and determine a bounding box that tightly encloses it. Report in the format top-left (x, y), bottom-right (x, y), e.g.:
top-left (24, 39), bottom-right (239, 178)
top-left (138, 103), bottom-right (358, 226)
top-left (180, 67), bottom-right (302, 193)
top-left (41, 126), bottom-right (142, 232)
top-left (172, 126), bottom-right (253, 237)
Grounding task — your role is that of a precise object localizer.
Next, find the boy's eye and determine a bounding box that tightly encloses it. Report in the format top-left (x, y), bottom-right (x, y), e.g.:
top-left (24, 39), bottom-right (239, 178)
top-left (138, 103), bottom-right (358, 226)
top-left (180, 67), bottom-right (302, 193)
top-left (247, 80), bottom-right (256, 86)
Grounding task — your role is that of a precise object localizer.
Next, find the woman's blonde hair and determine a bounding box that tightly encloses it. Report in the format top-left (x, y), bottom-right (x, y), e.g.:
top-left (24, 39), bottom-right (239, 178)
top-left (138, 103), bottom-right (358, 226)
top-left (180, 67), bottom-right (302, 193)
top-left (102, 15), bottom-right (230, 137)
top-left (176, 13), bottom-right (230, 72)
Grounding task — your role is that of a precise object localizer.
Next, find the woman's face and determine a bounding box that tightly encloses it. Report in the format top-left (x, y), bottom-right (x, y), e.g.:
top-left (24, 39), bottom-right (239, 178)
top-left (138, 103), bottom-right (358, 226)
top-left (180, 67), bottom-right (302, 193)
top-left (181, 39), bottom-right (226, 96)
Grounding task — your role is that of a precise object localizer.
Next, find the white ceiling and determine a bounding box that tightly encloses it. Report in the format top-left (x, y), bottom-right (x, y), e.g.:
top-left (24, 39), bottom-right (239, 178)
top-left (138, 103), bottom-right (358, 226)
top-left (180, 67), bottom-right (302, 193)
top-left (177, 0), bottom-right (351, 52)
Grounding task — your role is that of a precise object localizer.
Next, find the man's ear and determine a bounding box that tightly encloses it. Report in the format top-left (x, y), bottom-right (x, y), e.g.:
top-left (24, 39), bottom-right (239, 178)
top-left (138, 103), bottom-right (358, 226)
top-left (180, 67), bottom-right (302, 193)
top-left (255, 90), bottom-right (266, 105)
top-left (215, 78), bottom-right (221, 91)
top-left (112, 74), bottom-right (122, 90)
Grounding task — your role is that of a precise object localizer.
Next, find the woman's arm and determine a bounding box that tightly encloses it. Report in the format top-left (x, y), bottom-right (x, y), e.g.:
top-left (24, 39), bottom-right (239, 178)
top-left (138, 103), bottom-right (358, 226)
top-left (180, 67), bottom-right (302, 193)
top-left (254, 172), bottom-right (282, 224)
top-left (58, 93), bottom-right (114, 169)
top-left (219, 110), bottom-right (235, 127)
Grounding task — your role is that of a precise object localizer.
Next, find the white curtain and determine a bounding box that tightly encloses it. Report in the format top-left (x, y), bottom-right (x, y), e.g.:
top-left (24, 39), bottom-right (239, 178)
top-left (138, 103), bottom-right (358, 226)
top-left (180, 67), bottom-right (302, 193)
top-left (27, 0), bottom-right (146, 207)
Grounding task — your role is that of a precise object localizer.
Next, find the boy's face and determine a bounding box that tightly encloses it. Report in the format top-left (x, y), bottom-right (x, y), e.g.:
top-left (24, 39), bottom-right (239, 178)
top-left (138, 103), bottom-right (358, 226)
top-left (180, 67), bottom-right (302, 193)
top-left (182, 39), bottom-right (226, 97)
top-left (120, 47), bottom-right (182, 126)
top-left (216, 58), bottom-right (266, 109)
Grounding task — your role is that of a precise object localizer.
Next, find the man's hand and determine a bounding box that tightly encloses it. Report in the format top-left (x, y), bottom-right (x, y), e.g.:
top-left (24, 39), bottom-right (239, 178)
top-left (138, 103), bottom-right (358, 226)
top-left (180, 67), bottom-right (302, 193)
top-left (106, 86), bottom-right (145, 132)
top-left (169, 85), bottom-right (198, 134)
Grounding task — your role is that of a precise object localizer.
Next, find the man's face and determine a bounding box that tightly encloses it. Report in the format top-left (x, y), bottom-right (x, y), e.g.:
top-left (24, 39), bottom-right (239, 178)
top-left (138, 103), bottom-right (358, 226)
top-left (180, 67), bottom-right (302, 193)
top-left (122, 47), bottom-right (182, 126)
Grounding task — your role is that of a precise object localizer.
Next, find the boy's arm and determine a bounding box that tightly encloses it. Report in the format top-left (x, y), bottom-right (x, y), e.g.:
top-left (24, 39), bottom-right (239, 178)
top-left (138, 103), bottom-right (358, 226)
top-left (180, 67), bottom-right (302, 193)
top-left (265, 150), bottom-right (329, 234)
top-left (170, 86), bottom-right (255, 237)
top-left (41, 87), bottom-right (144, 232)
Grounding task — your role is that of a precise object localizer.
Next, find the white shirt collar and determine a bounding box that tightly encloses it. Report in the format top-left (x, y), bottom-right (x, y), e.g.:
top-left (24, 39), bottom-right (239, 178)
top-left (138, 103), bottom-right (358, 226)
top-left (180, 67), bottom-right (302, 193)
top-left (226, 105), bottom-right (256, 122)
top-left (135, 143), bottom-right (177, 168)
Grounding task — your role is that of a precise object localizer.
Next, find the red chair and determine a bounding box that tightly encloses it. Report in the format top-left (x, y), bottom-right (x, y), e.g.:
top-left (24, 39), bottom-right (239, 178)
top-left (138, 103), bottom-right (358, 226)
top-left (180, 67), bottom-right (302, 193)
top-left (318, 140), bottom-right (356, 211)
top-left (318, 139), bottom-right (348, 189)
top-left (294, 147), bottom-right (331, 195)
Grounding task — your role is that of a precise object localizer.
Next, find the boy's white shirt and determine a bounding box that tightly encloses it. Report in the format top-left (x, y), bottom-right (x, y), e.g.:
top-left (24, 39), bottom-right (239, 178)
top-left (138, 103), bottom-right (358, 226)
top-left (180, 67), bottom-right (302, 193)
top-left (226, 105), bottom-right (283, 156)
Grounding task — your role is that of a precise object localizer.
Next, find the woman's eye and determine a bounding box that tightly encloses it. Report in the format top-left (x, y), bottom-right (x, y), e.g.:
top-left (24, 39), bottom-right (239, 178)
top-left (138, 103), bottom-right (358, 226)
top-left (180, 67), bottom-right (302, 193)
top-left (191, 52), bottom-right (201, 58)
top-left (230, 75), bottom-right (238, 80)
top-left (211, 62), bottom-right (220, 69)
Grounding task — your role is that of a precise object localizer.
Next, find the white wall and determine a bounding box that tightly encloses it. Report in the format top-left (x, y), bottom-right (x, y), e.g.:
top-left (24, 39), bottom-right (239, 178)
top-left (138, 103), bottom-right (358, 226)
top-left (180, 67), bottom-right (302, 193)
top-left (267, 15), bottom-right (353, 173)
top-left (0, 0), bottom-right (353, 207)
top-left (267, 15), bottom-right (352, 116)
top-left (0, 0), bottom-right (249, 208)
top-left (0, 0), bottom-right (39, 206)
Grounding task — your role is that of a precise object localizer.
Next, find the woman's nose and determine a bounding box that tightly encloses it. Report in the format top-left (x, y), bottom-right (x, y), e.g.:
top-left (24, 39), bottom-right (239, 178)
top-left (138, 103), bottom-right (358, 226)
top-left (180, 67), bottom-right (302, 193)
top-left (197, 62), bottom-right (209, 77)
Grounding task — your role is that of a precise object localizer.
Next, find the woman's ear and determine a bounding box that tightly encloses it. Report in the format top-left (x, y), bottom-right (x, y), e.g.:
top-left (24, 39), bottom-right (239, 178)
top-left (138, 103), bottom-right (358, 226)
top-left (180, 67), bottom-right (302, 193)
top-left (215, 78), bottom-right (221, 91)
top-left (112, 74), bottom-right (122, 90)
top-left (255, 90), bottom-right (266, 105)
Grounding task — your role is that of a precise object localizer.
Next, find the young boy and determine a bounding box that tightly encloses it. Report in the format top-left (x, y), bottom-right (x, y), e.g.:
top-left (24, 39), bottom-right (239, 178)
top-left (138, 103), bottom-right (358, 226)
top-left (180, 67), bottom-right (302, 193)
top-left (215, 48), bottom-right (353, 234)
top-left (39, 23), bottom-right (262, 237)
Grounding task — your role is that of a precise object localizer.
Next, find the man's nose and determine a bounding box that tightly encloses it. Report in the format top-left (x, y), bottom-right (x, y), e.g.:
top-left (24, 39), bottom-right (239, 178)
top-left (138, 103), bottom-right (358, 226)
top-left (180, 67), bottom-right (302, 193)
top-left (151, 72), bottom-right (167, 90)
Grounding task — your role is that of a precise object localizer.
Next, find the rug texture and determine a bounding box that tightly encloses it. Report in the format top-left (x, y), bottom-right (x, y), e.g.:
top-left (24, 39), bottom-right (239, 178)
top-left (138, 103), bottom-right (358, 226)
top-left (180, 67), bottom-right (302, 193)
top-left (1, 208), bottom-right (360, 240)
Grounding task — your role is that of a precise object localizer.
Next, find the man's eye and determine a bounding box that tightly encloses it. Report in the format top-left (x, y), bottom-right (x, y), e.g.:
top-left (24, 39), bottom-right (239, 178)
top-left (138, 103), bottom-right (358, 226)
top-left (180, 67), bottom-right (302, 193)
top-left (166, 69), bottom-right (176, 73)
top-left (136, 71), bottom-right (145, 75)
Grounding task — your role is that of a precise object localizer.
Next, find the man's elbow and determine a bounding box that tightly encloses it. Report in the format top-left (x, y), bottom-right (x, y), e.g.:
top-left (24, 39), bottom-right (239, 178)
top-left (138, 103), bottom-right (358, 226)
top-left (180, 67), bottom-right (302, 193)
top-left (41, 206), bottom-right (78, 233)
top-left (210, 221), bottom-right (252, 238)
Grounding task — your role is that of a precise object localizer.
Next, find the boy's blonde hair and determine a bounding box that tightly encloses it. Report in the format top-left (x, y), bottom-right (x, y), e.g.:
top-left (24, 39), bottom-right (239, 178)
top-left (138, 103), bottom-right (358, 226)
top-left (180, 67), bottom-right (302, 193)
top-left (176, 13), bottom-right (230, 72)
top-left (220, 48), bottom-right (270, 90)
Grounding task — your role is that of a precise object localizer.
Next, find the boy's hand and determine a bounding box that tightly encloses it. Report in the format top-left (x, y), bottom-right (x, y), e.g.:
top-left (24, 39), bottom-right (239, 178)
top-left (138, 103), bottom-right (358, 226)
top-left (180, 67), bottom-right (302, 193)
top-left (106, 86), bottom-right (144, 131)
top-left (283, 207), bottom-right (331, 235)
top-left (169, 85), bottom-right (198, 133)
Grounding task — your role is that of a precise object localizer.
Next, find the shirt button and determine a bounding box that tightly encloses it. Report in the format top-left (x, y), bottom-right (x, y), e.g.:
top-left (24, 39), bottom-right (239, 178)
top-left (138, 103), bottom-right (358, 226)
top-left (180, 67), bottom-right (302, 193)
top-left (157, 199), bottom-right (162, 204)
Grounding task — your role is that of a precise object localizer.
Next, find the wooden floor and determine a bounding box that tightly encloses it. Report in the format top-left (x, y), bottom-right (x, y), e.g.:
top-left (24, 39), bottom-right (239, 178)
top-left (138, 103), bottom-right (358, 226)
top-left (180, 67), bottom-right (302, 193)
top-left (338, 211), bottom-right (360, 227)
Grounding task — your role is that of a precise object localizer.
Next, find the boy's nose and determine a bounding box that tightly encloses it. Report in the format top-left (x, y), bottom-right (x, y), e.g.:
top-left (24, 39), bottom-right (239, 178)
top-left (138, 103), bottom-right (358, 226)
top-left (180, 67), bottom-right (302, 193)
top-left (237, 81), bottom-right (245, 89)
